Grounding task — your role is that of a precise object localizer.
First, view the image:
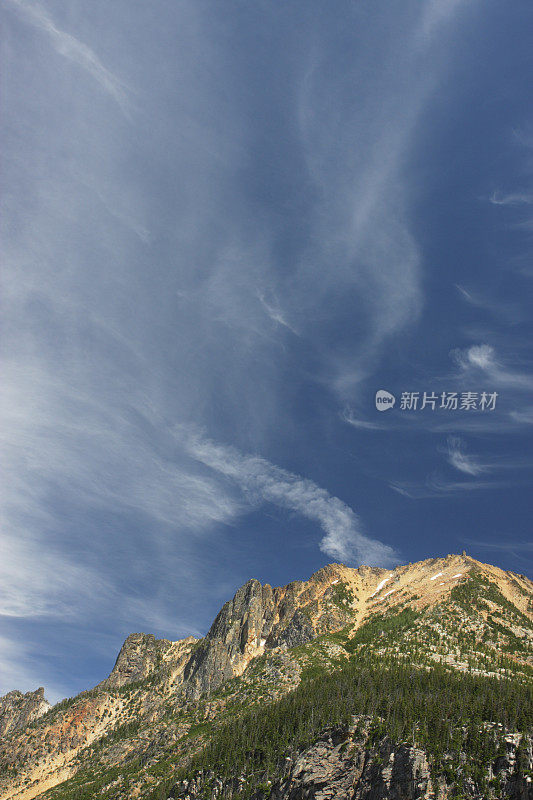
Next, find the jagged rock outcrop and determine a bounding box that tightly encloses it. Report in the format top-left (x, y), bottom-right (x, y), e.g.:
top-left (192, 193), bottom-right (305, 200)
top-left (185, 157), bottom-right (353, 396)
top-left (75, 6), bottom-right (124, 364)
top-left (184, 579), bottom-right (271, 696)
top-left (0, 688), bottom-right (50, 738)
top-left (98, 555), bottom-right (533, 702)
top-left (183, 567), bottom-right (353, 697)
top-left (100, 632), bottom-right (174, 689)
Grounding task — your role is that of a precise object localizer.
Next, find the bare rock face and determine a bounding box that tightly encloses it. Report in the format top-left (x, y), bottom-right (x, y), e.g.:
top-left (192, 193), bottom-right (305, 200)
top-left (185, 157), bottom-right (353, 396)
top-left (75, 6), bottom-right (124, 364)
top-left (171, 722), bottom-right (533, 800)
top-left (276, 725), bottom-right (365, 800)
top-left (183, 572), bottom-right (345, 697)
top-left (100, 632), bottom-right (173, 689)
top-left (263, 723), bottom-right (434, 800)
top-left (184, 579), bottom-right (273, 696)
top-left (268, 725), bottom-right (533, 800)
top-left (0, 688), bottom-right (50, 738)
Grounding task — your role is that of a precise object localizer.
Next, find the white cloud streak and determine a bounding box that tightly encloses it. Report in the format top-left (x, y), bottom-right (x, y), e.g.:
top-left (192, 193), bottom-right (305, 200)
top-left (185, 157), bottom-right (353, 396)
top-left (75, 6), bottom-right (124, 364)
top-left (341, 408), bottom-right (383, 431)
top-left (454, 284), bottom-right (523, 323)
top-left (509, 407), bottom-right (533, 424)
top-left (6, 0), bottom-right (129, 112)
top-left (257, 293), bottom-right (299, 336)
top-left (390, 475), bottom-right (510, 498)
top-left (461, 538), bottom-right (533, 554)
top-left (452, 344), bottom-right (533, 390)
top-left (0, 358), bottom-right (243, 624)
top-left (417, 0), bottom-right (467, 41)
top-left (0, 637), bottom-right (48, 701)
top-left (0, 531), bottom-right (106, 620)
top-left (291, 1), bottom-right (474, 398)
top-left (179, 428), bottom-right (398, 567)
top-left (489, 192), bottom-right (533, 206)
top-left (446, 436), bottom-right (487, 476)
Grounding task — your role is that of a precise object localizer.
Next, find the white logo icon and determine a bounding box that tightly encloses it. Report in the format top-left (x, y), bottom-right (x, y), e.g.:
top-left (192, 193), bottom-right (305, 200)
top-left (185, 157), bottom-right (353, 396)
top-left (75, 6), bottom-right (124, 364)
top-left (375, 390), bottom-right (396, 411)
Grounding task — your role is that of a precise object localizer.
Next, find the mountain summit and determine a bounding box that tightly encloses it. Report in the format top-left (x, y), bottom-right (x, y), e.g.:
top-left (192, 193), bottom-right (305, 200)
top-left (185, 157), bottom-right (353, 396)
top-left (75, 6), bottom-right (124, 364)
top-left (0, 554), bottom-right (531, 800)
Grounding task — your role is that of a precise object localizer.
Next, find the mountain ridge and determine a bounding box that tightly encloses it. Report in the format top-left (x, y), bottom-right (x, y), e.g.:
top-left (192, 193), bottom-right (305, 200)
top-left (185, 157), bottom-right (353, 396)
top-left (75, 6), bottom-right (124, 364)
top-left (0, 553), bottom-right (531, 800)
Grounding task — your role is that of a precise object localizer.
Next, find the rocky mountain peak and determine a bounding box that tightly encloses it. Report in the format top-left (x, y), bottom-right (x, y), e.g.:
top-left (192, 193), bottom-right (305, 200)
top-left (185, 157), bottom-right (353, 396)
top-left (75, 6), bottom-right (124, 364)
top-left (100, 632), bottom-right (173, 689)
top-left (0, 687), bottom-right (50, 738)
top-left (178, 553), bottom-right (533, 699)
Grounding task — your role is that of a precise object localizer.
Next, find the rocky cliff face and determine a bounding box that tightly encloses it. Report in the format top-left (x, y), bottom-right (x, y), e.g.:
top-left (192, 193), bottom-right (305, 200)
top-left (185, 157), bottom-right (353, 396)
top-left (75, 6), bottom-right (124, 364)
top-left (100, 633), bottom-right (174, 689)
top-left (0, 554), bottom-right (531, 800)
top-left (0, 689), bottom-right (50, 739)
top-left (170, 720), bottom-right (533, 800)
top-left (274, 726), bottom-right (533, 800)
top-left (183, 569), bottom-right (347, 698)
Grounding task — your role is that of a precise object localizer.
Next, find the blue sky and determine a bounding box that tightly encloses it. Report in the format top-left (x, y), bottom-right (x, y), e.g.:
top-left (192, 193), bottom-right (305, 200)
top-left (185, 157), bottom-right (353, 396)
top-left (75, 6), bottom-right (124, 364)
top-left (1, 0), bottom-right (532, 701)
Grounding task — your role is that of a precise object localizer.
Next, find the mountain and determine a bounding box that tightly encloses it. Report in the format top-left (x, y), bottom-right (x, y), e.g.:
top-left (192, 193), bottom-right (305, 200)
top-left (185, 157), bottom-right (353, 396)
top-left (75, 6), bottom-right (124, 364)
top-left (0, 554), bottom-right (531, 800)
top-left (0, 690), bottom-right (50, 740)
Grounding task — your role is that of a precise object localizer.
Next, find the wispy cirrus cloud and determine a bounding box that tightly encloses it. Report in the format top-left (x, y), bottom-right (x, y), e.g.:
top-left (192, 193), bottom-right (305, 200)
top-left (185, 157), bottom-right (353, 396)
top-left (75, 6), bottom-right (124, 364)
top-left (489, 191), bottom-right (533, 206)
top-left (417, 0), bottom-right (467, 41)
top-left (290, 1), bottom-right (477, 399)
top-left (390, 475), bottom-right (510, 499)
top-left (453, 343), bottom-right (496, 371)
top-left (446, 436), bottom-right (487, 476)
top-left (341, 408), bottom-right (383, 431)
top-left (463, 538), bottom-right (533, 552)
top-left (6, 0), bottom-right (130, 112)
top-left (391, 434), bottom-right (531, 498)
top-left (3, 0), bottom-right (522, 698)
top-left (0, 360), bottom-right (243, 622)
top-left (257, 292), bottom-right (300, 336)
top-left (452, 344), bottom-right (533, 391)
top-left (0, 637), bottom-right (61, 705)
top-left (454, 284), bottom-right (523, 324)
top-left (509, 407), bottom-right (533, 425)
top-left (179, 428), bottom-right (398, 567)
top-left (0, 529), bottom-right (107, 621)
top-left (487, 129), bottom-right (533, 233)
top-left (460, 538), bottom-right (533, 570)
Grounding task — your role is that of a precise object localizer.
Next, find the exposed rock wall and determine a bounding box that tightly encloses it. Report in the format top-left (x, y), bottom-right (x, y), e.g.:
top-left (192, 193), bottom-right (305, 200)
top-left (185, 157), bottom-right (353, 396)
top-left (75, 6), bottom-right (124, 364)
top-left (170, 721), bottom-right (533, 800)
top-left (0, 689), bottom-right (50, 738)
top-left (183, 569), bottom-right (353, 697)
top-left (99, 632), bottom-right (174, 689)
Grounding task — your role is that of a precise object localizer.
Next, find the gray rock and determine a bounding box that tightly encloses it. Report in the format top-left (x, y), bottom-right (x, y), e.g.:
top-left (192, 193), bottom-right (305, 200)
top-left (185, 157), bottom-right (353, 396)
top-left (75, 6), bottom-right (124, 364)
top-left (170, 721), bottom-right (533, 800)
top-left (0, 687), bottom-right (50, 738)
top-left (100, 632), bottom-right (173, 689)
top-left (183, 575), bottom-right (335, 697)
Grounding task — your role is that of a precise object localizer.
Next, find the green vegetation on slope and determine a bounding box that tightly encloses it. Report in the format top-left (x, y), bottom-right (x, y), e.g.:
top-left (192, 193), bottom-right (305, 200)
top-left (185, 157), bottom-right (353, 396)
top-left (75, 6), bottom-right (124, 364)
top-left (328, 580), bottom-right (355, 609)
top-left (451, 574), bottom-right (532, 628)
top-left (142, 650), bottom-right (532, 800)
